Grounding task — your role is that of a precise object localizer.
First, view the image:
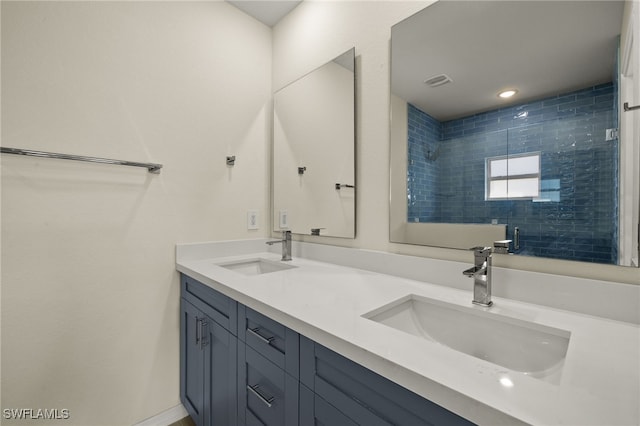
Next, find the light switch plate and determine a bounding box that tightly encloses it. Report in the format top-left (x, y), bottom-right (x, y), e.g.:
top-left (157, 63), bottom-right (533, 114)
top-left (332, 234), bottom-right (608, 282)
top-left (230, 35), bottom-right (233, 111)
top-left (279, 210), bottom-right (289, 229)
top-left (247, 210), bottom-right (259, 230)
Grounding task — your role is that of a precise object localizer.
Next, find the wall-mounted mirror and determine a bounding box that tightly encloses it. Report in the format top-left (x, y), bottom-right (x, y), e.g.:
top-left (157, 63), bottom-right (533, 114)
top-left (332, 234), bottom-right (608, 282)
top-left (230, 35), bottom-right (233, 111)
top-left (274, 48), bottom-right (356, 238)
top-left (390, 1), bottom-right (639, 267)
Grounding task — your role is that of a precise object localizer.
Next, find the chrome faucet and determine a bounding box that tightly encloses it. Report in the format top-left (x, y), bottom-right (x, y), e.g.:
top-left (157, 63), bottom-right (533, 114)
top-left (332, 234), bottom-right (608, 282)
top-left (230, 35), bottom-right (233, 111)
top-left (463, 246), bottom-right (493, 307)
top-left (266, 230), bottom-right (292, 261)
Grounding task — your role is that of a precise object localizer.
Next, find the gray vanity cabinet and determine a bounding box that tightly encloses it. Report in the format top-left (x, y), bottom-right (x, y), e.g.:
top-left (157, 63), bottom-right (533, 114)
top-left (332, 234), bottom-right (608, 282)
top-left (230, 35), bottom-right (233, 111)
top-left (180, 275), bottom-right (238, 426)
top-left (180, 273), bottom-right (474, 426)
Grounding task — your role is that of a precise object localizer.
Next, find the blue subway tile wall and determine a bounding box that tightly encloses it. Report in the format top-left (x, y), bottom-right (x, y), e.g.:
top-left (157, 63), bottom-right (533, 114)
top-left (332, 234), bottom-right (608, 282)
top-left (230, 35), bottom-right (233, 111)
top-left (407, 83), bottom-right (618, 264)
top-left (407, 103), bottom-right (442, 221)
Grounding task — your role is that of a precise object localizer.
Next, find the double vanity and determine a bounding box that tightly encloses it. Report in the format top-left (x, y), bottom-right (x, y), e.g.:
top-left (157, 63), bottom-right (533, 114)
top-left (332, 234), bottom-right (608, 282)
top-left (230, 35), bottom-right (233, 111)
top-left (176, 239), bottom-right (639, 425)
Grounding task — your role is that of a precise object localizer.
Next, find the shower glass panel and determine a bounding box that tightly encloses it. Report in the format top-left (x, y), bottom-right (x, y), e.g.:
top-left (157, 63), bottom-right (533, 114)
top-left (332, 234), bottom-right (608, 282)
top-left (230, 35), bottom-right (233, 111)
top-left (507, 104), bottom-right (618, 264)
top-left (405, 82), bottom-right (618, 264)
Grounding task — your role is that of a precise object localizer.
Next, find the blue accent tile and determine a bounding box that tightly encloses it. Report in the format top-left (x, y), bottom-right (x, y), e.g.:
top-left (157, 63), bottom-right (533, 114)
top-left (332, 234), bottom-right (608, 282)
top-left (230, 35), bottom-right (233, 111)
top-left (406, 83), bottom-right (618, 264)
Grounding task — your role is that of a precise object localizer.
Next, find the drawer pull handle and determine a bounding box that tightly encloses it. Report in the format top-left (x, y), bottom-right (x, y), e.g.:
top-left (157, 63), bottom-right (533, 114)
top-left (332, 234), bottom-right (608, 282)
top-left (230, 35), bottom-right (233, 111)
top-left (248, 327), bottom-right (274, 345)
top-left (247, 384), bottom-right (274, 408)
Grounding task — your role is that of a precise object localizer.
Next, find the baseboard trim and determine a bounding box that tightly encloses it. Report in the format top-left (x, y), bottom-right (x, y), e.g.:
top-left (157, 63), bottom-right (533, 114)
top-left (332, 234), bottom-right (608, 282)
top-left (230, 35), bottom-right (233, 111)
top-left (133, 404), bottom-right (189, 426)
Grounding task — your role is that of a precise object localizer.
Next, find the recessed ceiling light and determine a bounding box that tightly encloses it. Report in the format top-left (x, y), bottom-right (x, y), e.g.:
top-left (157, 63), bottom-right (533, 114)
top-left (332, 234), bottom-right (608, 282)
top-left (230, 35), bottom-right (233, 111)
top-left (498, 89), bottom-right (518, 99)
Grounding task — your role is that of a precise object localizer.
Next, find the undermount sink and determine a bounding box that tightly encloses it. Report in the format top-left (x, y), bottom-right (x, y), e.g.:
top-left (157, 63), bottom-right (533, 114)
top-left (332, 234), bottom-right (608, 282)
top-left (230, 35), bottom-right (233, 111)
top-left (218, 258), bottom-right (297, 276)
top-left (363, 295), bottom-right (570, 382)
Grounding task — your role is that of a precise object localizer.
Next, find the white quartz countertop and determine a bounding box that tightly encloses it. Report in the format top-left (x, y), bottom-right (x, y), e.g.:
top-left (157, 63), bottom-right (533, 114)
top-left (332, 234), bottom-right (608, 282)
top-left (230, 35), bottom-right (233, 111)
top-left (176, 242), bottom-right (639, 426)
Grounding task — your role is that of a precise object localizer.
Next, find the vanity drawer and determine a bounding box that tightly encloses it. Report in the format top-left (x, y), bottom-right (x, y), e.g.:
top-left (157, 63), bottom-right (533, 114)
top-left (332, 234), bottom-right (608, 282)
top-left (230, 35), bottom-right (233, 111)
top-left (300, 336), bottom-right (474, 426)
top-left (300, 383), bottom-right (358, 426)
top-left (239, 304), bottom-right (299, 377)
top-left (181, 273), bottom-right (237, 335)
top-left (238, 344), bottom-right (298, 426)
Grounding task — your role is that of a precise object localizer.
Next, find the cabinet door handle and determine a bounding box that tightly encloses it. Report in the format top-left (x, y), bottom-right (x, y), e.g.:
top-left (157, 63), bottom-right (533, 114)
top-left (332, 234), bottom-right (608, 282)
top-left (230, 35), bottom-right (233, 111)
top-left (247, 384), bottom-right (274, 408)
top-left (247, 327), bottom-right (274, 345)
top-left (199, 319), bottom-right (209, 349)
top-left (195, 317), bottom-right (201, 347)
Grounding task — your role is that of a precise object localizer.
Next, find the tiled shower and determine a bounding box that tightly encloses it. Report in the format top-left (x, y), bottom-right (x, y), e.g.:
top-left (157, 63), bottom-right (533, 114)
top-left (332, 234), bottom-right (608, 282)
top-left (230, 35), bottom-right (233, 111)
top-left (407, 82), bottom-right (618, 264)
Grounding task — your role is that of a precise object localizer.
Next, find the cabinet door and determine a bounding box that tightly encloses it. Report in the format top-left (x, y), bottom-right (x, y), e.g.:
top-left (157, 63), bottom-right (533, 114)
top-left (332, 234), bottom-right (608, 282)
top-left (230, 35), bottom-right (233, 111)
top-left (181, 299), bottom-right (206, 426)
top-left (203, 319), bottom-right (238, 426)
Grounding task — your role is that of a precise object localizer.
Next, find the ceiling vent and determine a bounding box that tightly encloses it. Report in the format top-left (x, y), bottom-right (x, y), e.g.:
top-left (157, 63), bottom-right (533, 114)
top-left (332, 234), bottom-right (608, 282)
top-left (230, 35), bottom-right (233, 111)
top-left (423, 74), bottom-right (452, 88)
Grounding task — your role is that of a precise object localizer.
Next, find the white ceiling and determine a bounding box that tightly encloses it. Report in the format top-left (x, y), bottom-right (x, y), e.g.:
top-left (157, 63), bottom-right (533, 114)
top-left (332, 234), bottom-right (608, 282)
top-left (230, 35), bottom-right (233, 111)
top-left (227, 0), bottom-right (302, 27)
top-left (391, 1), bottom-right (625, 121)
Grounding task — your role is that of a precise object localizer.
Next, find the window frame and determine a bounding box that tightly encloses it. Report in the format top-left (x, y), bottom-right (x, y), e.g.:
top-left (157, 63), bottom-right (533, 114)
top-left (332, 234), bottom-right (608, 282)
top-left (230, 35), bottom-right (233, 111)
top-left (485, 152), bottom-right (541, 201)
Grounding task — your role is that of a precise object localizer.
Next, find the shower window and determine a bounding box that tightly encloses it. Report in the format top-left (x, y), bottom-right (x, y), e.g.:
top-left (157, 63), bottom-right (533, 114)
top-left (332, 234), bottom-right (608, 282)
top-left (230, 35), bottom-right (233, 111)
top-left (486, 153), bottom-right (540, 200)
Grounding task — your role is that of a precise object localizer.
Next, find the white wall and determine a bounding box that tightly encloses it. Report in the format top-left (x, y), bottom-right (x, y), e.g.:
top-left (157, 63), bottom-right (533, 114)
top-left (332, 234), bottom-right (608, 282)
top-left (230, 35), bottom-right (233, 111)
top-left (1, 2), bottom-right (271, 424)
top-left (272, 0), bottom-right (640, 285)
